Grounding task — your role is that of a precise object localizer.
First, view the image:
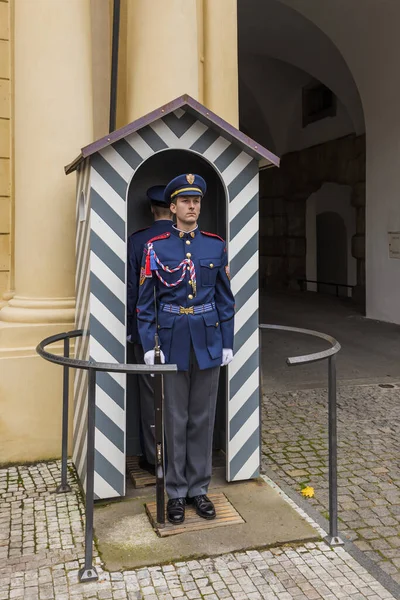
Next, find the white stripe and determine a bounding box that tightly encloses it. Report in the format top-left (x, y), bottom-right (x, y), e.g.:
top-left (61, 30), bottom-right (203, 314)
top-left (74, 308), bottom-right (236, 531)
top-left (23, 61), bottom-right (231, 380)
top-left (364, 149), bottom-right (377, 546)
top-left (126, 131), bottom-right (153, 160)
top-left (94, 471), bottom-right (120, 499)
top-left (91, 168), bottom-right (125, 220)
top-left (77, 268), bottom-right (90, 330)
top-left (95, 429), bottom-right (125, 474)
top-left (203, 136), bottom-right (230, 163)
top-left (99, 146), bottom-right (132, 183)
top-left (74, 379), bottom-right (87, 443)
top-left (229, 368), bottom-right (259, 418)
top-left (229, 407), bottom-right (259, 458)
top-left (96, 387), bottom-right (125, 431)
top-left (76, 408), bottom-right (88, 477)
top-left (91, 210), bottom-right (125, 263)
top-left (180, 120), bottom-right (208, 148)
top-left (222, 151), bottom-right (253, 186)
top-left (231, 252), bottom-right (258, 296)
top-left (231, 447), bottom-right (260, 481)
top-left (75, 221), bottom-right (91, 313)
top-left (75, 168), bottom-right (83, 220)
top-left (91, 253), bottom-right (125, 301)
top-left (76, 433), bottom-right (87, 479)
top-left (229, 174), bottom-right (258, 219)
top-left (75, 196), bottom-right (90, 276)
top-left (90, 294), bottom-right (125, 342)
top-left (230, 329), bottom-right (258, 378)
top-left (173, 108), bottom-right (185, 118)
top-left (230, 213), bottom-right (258, 260)
top-left (90, 336), bottom-right (120, 364)
top-left (234, 291), bottom-right (258, 335)
top-left (149, 119), bottom-right (178, 147)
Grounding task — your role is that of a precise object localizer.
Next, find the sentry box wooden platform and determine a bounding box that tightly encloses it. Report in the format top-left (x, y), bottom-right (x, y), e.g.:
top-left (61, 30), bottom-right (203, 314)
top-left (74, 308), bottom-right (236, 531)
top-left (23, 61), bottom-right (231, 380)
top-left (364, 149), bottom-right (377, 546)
top-left (66, 94), bottom-right (279, 499)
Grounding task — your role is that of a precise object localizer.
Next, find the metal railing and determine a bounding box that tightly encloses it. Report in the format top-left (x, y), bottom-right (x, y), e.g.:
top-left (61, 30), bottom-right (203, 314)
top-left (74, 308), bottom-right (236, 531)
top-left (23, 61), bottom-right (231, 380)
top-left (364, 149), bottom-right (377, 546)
top-left (298, 278), bottom-right (353, 297)
top-left (259, 324), bottom-right (343, 546)
top-left (36, 329), bottom-right (177, 583)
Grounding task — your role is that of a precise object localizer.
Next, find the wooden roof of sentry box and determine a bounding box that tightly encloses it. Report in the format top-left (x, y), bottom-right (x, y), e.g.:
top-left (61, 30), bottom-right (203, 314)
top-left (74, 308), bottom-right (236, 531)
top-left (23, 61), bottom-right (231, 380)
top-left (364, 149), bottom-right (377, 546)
top-left (65, 94), bottom-right (280, 174)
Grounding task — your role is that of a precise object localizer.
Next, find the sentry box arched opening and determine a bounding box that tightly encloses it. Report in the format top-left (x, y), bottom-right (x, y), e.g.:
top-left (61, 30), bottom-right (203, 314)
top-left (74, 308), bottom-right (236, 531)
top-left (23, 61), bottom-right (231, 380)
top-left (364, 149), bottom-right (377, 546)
top-left (65, 95), bottom-right (280, 499)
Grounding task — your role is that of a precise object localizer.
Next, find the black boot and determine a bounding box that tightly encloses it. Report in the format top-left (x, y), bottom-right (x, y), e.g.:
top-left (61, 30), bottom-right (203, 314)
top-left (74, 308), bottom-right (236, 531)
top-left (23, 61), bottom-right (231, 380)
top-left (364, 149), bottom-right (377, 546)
top-left (167, 498), bottom-right (186, 524)
top-left (191, 495), bottom-right (216, 519)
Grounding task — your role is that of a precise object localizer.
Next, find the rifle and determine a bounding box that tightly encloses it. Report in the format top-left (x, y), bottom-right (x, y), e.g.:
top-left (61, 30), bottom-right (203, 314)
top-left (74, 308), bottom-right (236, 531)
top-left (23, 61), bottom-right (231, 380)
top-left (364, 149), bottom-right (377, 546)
top-left (153, 286), bottom-right (165, 526)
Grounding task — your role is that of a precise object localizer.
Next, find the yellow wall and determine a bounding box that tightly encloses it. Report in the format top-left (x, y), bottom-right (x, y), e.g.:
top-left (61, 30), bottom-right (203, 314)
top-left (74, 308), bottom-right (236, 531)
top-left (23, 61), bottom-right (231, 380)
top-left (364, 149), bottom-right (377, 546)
top-left (0, 0), bottom-right (12, 303)
top-left (0, 0), bottom-right (238, 465)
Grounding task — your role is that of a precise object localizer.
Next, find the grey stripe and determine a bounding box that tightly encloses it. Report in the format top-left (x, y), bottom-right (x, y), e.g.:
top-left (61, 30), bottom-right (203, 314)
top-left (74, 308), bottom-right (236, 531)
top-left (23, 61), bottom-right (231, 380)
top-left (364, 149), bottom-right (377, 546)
top-left (74, 368), bottom-right (88, 436)
top-left (91, 188), bottom-right (125, 241)
top-left (90, 315), bottom-right (125, 362)
top-left (230, 193), bottom-right (258, 240)
top-left (162, 112), bottom-right (197, 137)
top-left (91, 231), bottom-right (125, 283)
top-left (228, 160), bottom-right (258, 202)
top-left (94, 449), bottom-right (124, 496)
top-left (96, 372), bottom-right (124, 410)
top-left (231, 233), bottom-right (258, 277)
top-left (230, 427), bottom-right (259, 480)
top-left (76, 200), bottom-right (91, 290)
top-left (112, 138), bottom-right (143, 170)
top-left (73, 380), bottom-right (88, 450)
top-left (76, 255), bottom-right (90, 329)
top-left (91, 273), bottom-right (125, 324)
top-left (190, 127), bottom-right (220, 154)
top-left (234, 309), bottom-right (258, 354)
top-left (74, 408), bottom-right (87, 468)
top-left (250, 467), bottom-right (260, 478)
top-left (235, 271), bottom-right (258, 312)
top-left (95, 406), bottom-right (124, 453)
top-left (230, 387), bottom-right (259, 441)
top-left (139, 126), bottom-right (167, 152)
top-left (230, 348), bottom-right (259, 399)
top-left (82, 457), bottom-right (87, 494)
top-left (91, 153), bottom-right (127, 200)
top-left (214, 143), bottom-right (241, 172)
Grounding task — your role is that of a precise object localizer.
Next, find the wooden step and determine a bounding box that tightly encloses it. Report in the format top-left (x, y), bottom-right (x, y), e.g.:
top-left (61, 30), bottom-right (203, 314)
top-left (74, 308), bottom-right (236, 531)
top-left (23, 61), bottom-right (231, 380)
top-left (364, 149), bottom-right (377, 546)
top-left (126, 456), bottom-right (156, 488)
top-left (145, 492), bottom-right (245, 537)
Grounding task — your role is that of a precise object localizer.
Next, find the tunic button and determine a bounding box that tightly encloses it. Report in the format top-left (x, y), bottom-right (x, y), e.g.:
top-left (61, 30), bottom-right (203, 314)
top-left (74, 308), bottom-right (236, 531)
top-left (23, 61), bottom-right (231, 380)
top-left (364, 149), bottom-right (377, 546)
top-left (186, 240), bottom-right (191, 245)
top-left (209, 263), bottom-right (214, 268)
top-left (186, 252), bottom-right (191, 258)
top-left (188, 294), bottom-right (193, 300)
top-left (216, 322), bottom-right (219, 327)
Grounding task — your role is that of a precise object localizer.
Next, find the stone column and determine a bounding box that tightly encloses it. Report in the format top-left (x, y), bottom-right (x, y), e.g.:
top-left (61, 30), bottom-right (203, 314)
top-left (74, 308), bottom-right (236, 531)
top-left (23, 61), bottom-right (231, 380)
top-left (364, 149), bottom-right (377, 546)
top-left (203, 0), bottom-right (239, 127)
top-left (0, 0), bottom-right (93, 325)
top-left (126, 0), bottom-right (202, 122)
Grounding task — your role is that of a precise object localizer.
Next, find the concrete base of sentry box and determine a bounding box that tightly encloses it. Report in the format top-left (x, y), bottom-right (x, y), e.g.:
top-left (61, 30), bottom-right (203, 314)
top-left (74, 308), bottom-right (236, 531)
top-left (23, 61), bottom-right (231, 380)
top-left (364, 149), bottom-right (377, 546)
top-left (93, 477), bottom-right (319, 571)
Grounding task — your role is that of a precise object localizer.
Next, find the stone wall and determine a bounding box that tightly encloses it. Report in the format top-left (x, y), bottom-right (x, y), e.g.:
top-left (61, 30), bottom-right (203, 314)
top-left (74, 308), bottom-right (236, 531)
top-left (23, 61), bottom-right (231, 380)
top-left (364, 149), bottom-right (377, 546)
top-left (259, 134), bottom-right (366, 301)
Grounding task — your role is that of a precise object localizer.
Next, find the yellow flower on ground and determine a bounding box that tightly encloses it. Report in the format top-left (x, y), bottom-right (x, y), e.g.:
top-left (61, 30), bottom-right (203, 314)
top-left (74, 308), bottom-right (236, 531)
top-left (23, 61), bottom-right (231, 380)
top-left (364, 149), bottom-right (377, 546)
top-left (301, 486), bottom-right (315, 498)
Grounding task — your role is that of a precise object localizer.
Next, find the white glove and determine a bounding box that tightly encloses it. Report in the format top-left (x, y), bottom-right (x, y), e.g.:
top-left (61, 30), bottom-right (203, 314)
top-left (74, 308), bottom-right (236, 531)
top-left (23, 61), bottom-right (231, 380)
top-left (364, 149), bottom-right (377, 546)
top-left (221, 348), bottom-right (233, 366)
top-left (127, 335), bottom-right (132, 343)
top-left (144, 349), bottom-right (165, 365)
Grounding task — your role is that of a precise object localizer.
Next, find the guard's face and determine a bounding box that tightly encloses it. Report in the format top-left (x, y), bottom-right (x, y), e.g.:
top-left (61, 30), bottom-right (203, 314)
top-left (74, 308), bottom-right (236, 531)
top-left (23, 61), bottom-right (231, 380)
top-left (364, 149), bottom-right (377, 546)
top-left (171, 195), bottom-right (201, 226)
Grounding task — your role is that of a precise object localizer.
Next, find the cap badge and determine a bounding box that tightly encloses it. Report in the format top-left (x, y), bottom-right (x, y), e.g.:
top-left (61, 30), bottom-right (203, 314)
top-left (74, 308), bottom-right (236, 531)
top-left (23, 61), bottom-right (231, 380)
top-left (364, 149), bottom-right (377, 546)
top-left (186, 174), bottom-right (195, 185)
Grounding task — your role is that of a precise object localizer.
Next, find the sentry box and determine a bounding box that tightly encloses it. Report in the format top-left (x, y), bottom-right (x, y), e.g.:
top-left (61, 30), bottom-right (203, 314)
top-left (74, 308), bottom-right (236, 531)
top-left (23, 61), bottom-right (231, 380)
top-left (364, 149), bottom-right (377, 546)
top-left (66, 95), bottom-right (279, 499)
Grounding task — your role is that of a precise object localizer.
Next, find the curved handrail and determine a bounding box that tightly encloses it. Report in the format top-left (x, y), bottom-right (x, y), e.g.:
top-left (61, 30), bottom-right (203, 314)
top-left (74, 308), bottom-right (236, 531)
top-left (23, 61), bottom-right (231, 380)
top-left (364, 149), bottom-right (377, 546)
top-left (36, 329), bottom-right (177, 374)
top-left (259, 323), bottom-right (341, 366)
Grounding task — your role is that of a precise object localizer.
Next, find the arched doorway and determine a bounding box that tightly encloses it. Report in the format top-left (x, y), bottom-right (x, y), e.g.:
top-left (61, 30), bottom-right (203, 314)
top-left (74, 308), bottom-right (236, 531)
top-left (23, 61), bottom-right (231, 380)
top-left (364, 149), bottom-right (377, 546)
top-left (317, 212), bottom-right (347, 295)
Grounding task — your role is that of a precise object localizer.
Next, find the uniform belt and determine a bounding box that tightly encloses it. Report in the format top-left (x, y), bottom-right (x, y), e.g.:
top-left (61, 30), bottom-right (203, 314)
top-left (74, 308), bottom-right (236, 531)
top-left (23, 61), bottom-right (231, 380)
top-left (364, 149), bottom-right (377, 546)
top-left (160, 302), bottom-right (216, 315)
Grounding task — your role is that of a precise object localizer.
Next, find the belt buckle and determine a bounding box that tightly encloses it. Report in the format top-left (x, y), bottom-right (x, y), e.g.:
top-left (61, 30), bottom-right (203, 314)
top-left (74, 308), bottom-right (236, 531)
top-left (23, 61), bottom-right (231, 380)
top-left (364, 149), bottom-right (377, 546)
top-left (179, 306), bottom-right (194, 315)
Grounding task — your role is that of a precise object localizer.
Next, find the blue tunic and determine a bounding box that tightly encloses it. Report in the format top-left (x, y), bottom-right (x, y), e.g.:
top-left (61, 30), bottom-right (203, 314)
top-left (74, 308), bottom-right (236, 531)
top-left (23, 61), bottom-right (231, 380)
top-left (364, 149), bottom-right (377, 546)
top-left (127, 219), bottom-right (173, 344)
top-left (137, 226), bottom-right (235, 371)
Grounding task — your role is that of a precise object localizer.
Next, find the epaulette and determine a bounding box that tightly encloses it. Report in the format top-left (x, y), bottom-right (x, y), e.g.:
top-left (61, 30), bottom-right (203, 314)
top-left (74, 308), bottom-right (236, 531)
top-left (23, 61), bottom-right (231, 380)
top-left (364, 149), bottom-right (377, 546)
top-left (201, 231), bottom-right (224, 242)
top-left (147, 232), bottom-right (171, 243)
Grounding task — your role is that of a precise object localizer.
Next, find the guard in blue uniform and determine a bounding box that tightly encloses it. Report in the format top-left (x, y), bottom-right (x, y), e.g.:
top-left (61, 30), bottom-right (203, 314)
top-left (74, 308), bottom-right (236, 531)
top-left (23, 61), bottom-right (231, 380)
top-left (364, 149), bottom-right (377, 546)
top-left (137, 174), bottom-right (235, 524)
top-left (127, 185), bottom-right (173, 472)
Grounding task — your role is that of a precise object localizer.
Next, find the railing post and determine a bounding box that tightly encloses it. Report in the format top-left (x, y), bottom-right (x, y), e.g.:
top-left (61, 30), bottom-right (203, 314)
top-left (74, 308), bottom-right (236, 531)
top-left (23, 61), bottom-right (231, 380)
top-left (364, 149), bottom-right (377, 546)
top-left (325, 354), bottom-right (344, 546)
top-left (56, 336), bottom-right (72, 494)
top-left (78, 367), bottom-right (99, 582)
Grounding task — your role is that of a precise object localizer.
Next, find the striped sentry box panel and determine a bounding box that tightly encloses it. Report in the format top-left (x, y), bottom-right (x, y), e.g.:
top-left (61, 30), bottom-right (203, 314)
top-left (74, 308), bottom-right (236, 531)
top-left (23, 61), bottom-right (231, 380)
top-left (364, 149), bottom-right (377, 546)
top-left (73, 106), bottom-right (266, 499)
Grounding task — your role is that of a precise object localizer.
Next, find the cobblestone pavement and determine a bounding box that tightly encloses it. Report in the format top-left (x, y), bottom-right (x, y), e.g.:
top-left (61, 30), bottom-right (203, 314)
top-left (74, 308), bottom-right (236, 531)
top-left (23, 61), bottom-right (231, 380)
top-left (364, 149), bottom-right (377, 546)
top-left (0, 462), bottom-right (397, 599)
top-left (261, 383), bottom-right (400, 586)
